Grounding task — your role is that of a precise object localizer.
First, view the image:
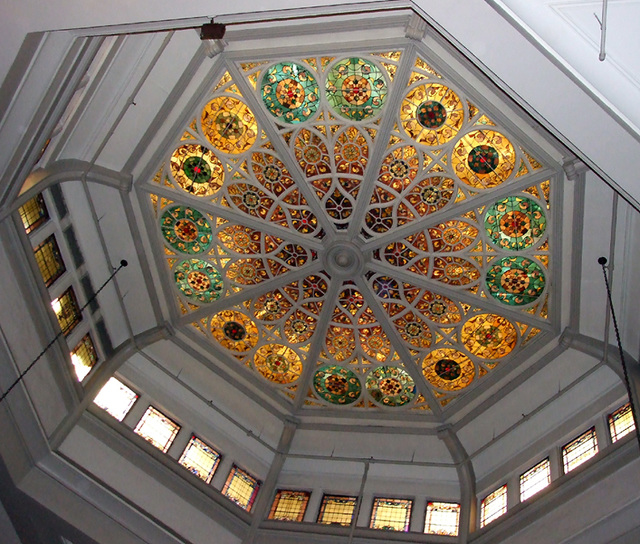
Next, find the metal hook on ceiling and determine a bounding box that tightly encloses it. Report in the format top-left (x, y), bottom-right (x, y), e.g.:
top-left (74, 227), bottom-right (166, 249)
top-left (594, 0), bottom-right (609, 61)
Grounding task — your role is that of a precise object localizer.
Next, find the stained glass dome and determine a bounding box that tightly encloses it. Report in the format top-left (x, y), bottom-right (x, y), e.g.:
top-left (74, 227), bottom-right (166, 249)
top-left (146, 50), bottom-right (555, 416)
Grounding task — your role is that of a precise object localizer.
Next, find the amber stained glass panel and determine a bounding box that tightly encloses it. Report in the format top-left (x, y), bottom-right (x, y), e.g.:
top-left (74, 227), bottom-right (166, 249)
top-left (70, 333), bottom-right (97, 381)
top-left (178, 436), bottom-right (220, 483)
top-left (480, 484), bottom-right (507, 527)
top-left (34, 235), bottom-right (65, 287)
top-left (51, 287), bottom-right (82, 336)
top-left (562, 427), bottom-right (598, 473)
top-left (317, 495), bottom-right (357, 526)
top-left (424, 501), bottom-right (460, 536)
top-left (268, 490), bottom-right (310, 522)
top-left (608, 403), bottom-right (636, 443)
top-left (19, 194), bottom-right (49, 233)
top-left (370, 497), bottom-right (412, 531)
top-left (133, 406), bottom-right (181, 453)
top-left (222, 466), bottom-right (261, 511)
top-left (519, 458), bottom-right (550, 501)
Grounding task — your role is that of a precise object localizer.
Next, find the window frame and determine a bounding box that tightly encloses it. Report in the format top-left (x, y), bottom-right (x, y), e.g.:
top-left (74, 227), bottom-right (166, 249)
top-left (424, 500), bottom-right (460, 537)
top-left (519, 458), bottom-right (551, 502)
top-left (268, 489), bottom-right (311, 522)
top-left (178, 435), bottom-right (221, 484)
top-left (369, 496), bottom-right (413, 532)
top-left (221, 465), bottom-right (261, 512)
top-left (608, 403), bottom-right (636, 443)
top-left (479, 484), bottom-right (507, 528)
top-left (561, 426), bottom-right (598, 474)
top-left (133, 405), bottom-right (181, 453)
top-left (33, 234), bottom-right (66, 287)
top-left (316, 494), bottom-right (358, 527)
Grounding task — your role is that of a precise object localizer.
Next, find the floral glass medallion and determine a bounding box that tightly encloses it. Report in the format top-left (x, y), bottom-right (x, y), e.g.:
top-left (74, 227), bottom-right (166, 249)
top-left (326, 58), bottom-right (387, 120)
top-left (261, 62), bottom-right (319, 123)
top-left (366, 366), bottom-right (416, 407)
top-left (174, 259), bottom-right (224, 303)
top-left (161, 206), bottom-right (212, 253)
top-left (313, 365), bottom-right (362, 405)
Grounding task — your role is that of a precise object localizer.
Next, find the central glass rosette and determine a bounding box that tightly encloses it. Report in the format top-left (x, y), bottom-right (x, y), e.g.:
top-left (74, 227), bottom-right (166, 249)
top-left (147, 49), bottom-right (553, 413)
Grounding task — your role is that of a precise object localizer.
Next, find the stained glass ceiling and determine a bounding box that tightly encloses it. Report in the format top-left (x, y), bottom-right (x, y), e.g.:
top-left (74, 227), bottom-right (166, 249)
top-left (145, 49), bottom-right (557, 417)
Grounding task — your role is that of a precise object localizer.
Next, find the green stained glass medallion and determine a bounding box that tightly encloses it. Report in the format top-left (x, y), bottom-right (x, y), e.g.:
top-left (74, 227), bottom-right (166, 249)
top-left (174, 259), bottom-right (224, 303)
top-left (313, 365), bottom-right (362, 405)
top-left (485, 196), bottom-right (546, 250)
top-left (161, 206), bottom-right (212, 254)
top-left (366, 366), bottom-right (416, 407)
top-left (261, 62), bottom-right (319, 123)
top-left (468, 145), bottom-right (500, 174)
top-left (486, 256), bottom-right (545, 306)
top-left (326, 58), bottom-right (387, 121)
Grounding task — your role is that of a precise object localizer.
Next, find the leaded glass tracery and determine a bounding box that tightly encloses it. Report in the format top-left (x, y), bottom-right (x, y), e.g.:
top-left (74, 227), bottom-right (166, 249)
top-left (144, 46), bottom-right (557, 413)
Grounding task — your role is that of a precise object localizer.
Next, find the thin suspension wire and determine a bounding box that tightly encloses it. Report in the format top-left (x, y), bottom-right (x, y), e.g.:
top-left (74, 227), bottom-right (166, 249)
top-left (598, 256), bottom-right (640, 451)
top-left (0, 260), bottom-right (128, 405)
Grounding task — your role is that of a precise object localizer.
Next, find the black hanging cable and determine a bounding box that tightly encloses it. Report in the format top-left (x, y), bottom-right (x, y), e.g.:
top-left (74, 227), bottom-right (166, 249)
top-left (0, 260), bottom-right (128, 405)
top-left (598, 256), bottom-right (640, 451)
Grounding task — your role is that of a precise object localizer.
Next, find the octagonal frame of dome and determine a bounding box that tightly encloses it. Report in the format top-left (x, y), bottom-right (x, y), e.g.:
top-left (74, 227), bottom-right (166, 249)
top-left (138, 11), bottom-right (565, 426)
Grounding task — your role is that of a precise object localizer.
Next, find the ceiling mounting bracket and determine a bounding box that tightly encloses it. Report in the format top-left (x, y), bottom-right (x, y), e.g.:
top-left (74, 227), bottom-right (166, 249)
top-left (594, 0), bottom-right (608, 61)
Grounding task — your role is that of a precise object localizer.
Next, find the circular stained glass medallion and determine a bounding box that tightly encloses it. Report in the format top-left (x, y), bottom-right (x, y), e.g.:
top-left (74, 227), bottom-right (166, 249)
top-left (486, 256), bottom-right (546, 306)
top-left (201, 96), bottom-right (257, 154)
top-left (326, 58), bottom-right (387, 121)
top-left (485, 196), bottom-right (546, 250)
top-left (170, 144), bottom-right (224, 196)
top-left (261, 62), bottom-right (319, 123)
top-left (174, 259), bottom-right (223, 303)
top-left (161, 206), bottom-right (211, 254)
top-left (401, 83), bottom-right (464, 146)
top-left (254, 344), bottom-right (302, 384)
top-left (313, 365), bottom-right (361, 405)
top-left (452, 130), bottom-right (515, 189)
top-left (210, 310), bottom-right (258, 352)
top-left (423, 348), bottom-right (475, 391)
top-left (366, 366), bottom-right (416, 407)
top-left (460, 313), bottom-right (517, 359)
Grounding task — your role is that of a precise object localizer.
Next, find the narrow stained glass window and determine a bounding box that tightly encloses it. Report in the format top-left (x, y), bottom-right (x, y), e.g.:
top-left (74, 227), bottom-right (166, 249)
top-left (34, 235), bottom-right (65, 287)
top-left (93, 377), bottom-right (138, 421)
top-left (178, 436), bottom-right (220, 483)
top-left (70, 333), bottom-right (97, 381)
top-left (19, 194), bottom-right (49, 233)
top-left (222, 465), bottom-right (261, 511)
top-left (609, 403), bottom-right (636, 443)
top-left (370, 497), bottom-right (412, 532)
top-left (51, 287), bottom-right (82, 335)
top-left (519, 458), bottom-right (551, 501)
top-left (424, 501), bottom-right (460, 536)
top-left (317, 495), bottom-right (357, 526)
top-left (133, 406), bottom-right (181, 453)
top-left (268, 490), bottom-right (310, 522)
top-left (480, 485), bottom-right (507, 528)
top-left (562, 427), bottom-right (598, 473)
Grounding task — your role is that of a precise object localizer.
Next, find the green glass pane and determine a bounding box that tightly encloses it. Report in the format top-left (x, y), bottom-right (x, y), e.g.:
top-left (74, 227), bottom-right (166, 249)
top-left (261, 62), bottom-right (319, 123)
top-left (326, 58), bottom-right (387, 121)
top-left (485, 256), bottom-right (545, 306)
top-left (485, 196), bottom-right (546, 250)
top-left (313, 365), bottom-right (362, 405)
top-left (366, 366), bottom-right (415, 406)
top-left (161, 206), bottom-right (212, 254)
top-left (174, 259), bottom-right (223, 303)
